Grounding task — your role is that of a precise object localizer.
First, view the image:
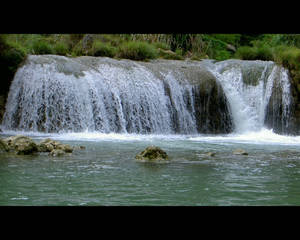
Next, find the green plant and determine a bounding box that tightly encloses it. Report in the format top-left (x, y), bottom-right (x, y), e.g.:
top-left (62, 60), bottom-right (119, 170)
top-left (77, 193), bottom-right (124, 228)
top-left (54, 41), bottom-right (69, 56)
top-left (117, 41), bottom-right (158, 61)
top-left (90, 41), bottom-right (117, 57)
top-left (31, 39), bottom-right (54, 55)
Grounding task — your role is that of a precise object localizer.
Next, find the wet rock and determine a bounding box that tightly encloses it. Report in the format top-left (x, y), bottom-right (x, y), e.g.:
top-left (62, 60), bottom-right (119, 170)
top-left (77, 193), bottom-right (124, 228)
top-left (135, 146), bottom-right (169, 162)
top-left (0, 139), bottom-right (9, 152)
top-left (37, 138), bottom-right (73, 153)
top-left (233, 149), bottom-right (248, 155)
top-left (49, 149), bottom-right (66, 157)
top-left (205, 152), bottom-right (216, 157)
top-left (3, 135), bottom-right (38, 155)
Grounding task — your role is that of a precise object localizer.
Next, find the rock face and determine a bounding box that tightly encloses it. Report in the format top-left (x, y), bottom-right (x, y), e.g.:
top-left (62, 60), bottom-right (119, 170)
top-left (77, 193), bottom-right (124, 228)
top-left (135, 146), bottom-right (169, 162)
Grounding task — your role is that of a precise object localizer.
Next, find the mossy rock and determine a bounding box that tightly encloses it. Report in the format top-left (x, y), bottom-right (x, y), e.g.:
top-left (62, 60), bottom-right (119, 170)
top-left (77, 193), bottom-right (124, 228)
top-left (3, 135), bottom-right (38, 155)
top-left (38, 138), bottom-right (73, 153)
top-left (135, 146), bottom-right (169, 163)
top-left (49, 149), bottom-right (66, 157)
top-left (0, 139), bottom-right (9, 152)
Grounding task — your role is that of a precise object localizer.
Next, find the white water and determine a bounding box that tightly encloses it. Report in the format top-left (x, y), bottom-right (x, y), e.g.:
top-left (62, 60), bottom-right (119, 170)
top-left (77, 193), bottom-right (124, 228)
top-left (2, 128), bottom-right (300, 146)
top-left (205, 60), bottom-right (292, 134)
top-left (1, 56), bottom-right (297, 145)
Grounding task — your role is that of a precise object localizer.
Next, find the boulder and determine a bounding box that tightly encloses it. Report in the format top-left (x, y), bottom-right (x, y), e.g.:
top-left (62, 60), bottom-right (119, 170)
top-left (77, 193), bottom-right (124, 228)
top-left (37, 138), bottom-right (73, 153)
top-left (49, 149), bottom-right (66, 157)
top-left (0, 139), bottom-right (9, 152)
top-left (135, 146), bottom-right (169, 162)
top-left (233, 149), bottom-right (248, 155)
top-left (3, 135), bottom-right (38, 155)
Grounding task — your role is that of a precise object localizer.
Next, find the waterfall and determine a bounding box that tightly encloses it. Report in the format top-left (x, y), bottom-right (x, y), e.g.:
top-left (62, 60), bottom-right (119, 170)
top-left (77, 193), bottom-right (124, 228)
top-left (205, 59), bottom-right (293, 134)
top-left (1, 55), bottom-right (293, 135)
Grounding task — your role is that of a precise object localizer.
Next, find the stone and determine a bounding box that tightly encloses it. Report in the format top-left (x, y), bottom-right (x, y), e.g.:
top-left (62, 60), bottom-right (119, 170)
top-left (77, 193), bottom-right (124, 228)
top-left (3, 135), bottom-right (38, 155)
top-left (37, 138), bottom-right (73, 153)
top-left (233, 149), bottom-right (248, 155)
top-left (0, 139), bottom-right (9, 152)
top-left (49, 149), bottom-right (65, 157)
top-left (56, 143), bottom-right (73, 153)
top-left (135, 146), bottom-right (169, 162)
top-left (205, 152), bottom-right (216, 157)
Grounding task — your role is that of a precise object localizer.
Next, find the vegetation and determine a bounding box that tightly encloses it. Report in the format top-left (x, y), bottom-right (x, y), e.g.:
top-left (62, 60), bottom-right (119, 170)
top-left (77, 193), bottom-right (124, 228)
top-left (2, 33), bottom-right (300, 85)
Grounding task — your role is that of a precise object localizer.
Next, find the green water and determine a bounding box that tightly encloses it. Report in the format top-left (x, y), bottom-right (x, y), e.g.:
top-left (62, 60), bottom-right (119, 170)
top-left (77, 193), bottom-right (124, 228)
top-left (1, 134), bottom-right (300, 206)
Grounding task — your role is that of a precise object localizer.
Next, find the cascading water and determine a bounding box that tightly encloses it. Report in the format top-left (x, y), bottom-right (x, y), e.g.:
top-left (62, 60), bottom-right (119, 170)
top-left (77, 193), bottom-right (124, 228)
top-left (0, 55), bottom-right (294, 135)
top-left (204, 59), bottom-right (293, 134)
top-left (1, 55), bottom-right (232, 134)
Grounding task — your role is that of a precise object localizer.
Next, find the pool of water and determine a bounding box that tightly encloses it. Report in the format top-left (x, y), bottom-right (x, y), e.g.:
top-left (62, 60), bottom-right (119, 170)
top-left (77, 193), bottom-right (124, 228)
top-left (1, 129), bottom-right (300, 206)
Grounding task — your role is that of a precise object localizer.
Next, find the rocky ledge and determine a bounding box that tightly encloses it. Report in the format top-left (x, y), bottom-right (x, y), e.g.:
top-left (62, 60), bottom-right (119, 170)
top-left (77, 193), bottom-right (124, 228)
top-left (0, 135), bottom-right (85, 156)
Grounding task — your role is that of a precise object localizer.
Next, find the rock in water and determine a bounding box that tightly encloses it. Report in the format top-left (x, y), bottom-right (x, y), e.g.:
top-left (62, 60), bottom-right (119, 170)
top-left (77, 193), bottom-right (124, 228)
top-left (3, 135), bottom-right (38, 155)
top-left (49, 149), bottom-right (66, 157)
top-left (37, 138), bottom-right (73, 153)
top-left (0, 139), bottom-right (9, 152)
top-left (233, 149), bottom-right (248, 155)
top-left (205, 152), bottom-right (216, 157)
top-left (135, 146), bottom-right (169, 162)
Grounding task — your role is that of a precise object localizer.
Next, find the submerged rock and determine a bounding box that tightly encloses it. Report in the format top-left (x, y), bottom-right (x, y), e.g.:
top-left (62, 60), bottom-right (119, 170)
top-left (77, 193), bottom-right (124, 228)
top-left (233, 149), bottom-right (248, 155)
top-left (135, 146), bottom-right (169, 163)
top-left (205, 152), bottom-right (216, 157)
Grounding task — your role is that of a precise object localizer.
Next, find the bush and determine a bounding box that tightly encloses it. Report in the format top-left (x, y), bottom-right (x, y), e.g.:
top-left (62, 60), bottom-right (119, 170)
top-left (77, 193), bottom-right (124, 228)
top-left (54, 41), bottom-right (69, 56)
top-left (0, 35), bottom-right (27, 94)
top-left (273, 45), bottom-right (300, 69)
top-left (117, 41), bottom-right (158, 60)
top-left (90, 41), bottom-right (117, 57)
top-left (234, 45), bottom-right (273, 61)
top-left (31, 39), bottom-right (54, 55)
top-left (153, 41), bottom-right (170, 50)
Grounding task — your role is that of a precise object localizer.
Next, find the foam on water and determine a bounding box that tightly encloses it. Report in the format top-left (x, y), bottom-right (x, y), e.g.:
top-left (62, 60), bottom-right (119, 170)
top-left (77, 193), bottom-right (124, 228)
top-left (189, 128), bottom-right (300, 146)
top-left (2, 128), bottom-right (300, 146)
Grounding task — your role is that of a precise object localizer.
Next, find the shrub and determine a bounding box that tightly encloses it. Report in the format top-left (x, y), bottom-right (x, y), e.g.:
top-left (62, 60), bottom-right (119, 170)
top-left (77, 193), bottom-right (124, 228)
top-left (273, 45), bottom-right (300, 69)
top-left (234, 46), bottom-right (261, 60)
top-left (54, 41), bottom-right (69, 56)
top-left (117, 41), bottom-right (158, 61)
top-left (31, 39), bottom-right (54, 55)
top-left (90, 41), bottom-right (117, 58)
top-left (153, 41), bottom-right (170, 50)
top-left (0, 35), bottom-right (27, 94)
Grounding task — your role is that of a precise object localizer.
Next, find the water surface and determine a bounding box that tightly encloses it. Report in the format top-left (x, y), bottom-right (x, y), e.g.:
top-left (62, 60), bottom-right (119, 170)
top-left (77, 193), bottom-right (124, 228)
top-left (1, 129), bottom-right (300, 206)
